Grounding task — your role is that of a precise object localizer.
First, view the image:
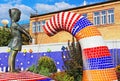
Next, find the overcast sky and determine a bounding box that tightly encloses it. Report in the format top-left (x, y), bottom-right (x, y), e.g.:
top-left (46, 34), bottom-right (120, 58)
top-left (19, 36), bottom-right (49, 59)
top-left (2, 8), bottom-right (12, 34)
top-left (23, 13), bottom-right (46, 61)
top-left (0, 0), bottom-right (106, 25)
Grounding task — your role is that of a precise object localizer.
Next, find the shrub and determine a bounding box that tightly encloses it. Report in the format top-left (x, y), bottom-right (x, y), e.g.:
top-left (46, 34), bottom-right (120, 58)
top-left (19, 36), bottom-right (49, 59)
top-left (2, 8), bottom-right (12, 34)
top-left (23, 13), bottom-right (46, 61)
top-left (28, 56), bottom-right (57, 76)
top-left (37, 56), bottom-right (57, 73)
top-left (50, 71), bottom-right (74, 81)
top-left (62, 37), bottom-right (83, 81)
top-left (116, 65), bottom-right (120, 80)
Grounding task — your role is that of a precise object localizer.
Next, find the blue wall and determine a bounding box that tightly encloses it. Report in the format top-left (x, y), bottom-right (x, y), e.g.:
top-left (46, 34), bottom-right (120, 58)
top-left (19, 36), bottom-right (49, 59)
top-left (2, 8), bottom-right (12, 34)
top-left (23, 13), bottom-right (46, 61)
top-left (0, 51), bottom-right (67, 71)
top-left (0, 49), bottom-right (120, 72)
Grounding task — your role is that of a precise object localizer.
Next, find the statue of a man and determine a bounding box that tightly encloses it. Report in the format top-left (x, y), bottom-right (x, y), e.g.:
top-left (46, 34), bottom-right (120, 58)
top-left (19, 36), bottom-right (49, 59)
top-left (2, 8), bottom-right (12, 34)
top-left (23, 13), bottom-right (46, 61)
top-left (8, 8), bottom-right (32, 72)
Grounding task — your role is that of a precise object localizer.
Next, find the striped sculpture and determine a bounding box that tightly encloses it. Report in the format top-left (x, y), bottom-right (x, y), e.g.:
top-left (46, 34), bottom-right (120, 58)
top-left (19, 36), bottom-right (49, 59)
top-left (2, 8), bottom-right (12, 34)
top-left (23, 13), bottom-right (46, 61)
top-left (43, 12), bottom-right (118, 81)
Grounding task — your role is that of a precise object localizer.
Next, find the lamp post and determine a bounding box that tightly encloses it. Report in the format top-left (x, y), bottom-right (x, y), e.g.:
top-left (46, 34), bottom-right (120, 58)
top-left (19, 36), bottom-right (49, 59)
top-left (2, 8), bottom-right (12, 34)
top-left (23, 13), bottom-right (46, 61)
top-left (1, 19), bottom-right (9, 28)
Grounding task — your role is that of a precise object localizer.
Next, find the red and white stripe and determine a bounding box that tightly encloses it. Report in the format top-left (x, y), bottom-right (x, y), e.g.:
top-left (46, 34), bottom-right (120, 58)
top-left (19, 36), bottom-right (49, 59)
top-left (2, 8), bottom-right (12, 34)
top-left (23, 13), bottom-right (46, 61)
top-left (43, 12), bottom-right (81, 36)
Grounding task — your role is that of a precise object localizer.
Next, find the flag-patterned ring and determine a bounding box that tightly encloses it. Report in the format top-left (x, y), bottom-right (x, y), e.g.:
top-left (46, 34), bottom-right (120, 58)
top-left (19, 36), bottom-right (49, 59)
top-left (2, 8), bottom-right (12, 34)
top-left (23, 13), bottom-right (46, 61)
top-left (65, 12), bottom-right (75, 32)
top-left (83, 56), bottom-right (114, 70)
top-left (43, 12), bottom-right (118, 81)
top-left (47, 19), bottom-right (57, 34)
top-left (69, 14), bottom-right (81, 33)
top-left (58, 12), bottom-right (63, 30)
top-left (72, 17), bottom-right (93, 36)
top-left (46, 21), bottom-right (56, 35)
top-left (82, 68), bottom-right (117, 81)
top-left (64, 12), bottom-right (71, 31)
top-left (83, 46), bottom-right (111, 59)
top-left (78, 36), bottom-right (105, 49)
top-left (53, 14), bottom-right (60, 31)
top-left (61, 12), bottom-right (65, 30)
top-left (50, 17), bottom-right (58, 32)
top-left (75, 26), bottom-right (101, 40)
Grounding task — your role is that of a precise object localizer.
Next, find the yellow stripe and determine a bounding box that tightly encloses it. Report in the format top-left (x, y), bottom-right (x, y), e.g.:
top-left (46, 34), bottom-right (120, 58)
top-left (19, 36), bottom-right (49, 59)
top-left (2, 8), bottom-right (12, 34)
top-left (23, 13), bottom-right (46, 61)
top-left (75, 26), bottom-right (101, 40)
top-left (82, 68), bottom-right (117, 81)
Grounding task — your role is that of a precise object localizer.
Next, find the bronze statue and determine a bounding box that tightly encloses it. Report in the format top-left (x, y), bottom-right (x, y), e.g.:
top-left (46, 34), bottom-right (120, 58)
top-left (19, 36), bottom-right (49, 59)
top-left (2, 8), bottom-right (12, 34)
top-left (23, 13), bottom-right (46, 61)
top-left (8, 8), bottom-right (32, 72)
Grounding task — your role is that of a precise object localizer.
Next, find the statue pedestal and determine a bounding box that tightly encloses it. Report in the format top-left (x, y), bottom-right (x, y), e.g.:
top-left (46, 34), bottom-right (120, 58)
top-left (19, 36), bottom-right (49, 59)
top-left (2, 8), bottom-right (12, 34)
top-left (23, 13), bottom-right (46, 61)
top-left (0, 71), bottom-right (52, 81)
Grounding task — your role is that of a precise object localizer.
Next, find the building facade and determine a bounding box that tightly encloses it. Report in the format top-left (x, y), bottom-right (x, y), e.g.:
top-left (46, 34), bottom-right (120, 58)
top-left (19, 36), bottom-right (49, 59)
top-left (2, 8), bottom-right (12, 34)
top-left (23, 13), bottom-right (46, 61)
top-left (30, 0), bottom-right (120, 44)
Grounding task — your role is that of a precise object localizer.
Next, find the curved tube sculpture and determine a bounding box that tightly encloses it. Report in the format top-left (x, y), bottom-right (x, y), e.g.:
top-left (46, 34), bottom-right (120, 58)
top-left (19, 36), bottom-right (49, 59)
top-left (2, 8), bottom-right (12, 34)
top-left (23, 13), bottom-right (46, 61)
top-left (43, 12), bottom-right (118, 81)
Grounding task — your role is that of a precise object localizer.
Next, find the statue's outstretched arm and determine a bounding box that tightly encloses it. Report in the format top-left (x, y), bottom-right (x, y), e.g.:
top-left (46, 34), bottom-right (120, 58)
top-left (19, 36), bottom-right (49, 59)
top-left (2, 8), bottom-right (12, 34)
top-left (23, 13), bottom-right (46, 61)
top-left (15, 25), bottom-right (32, 42)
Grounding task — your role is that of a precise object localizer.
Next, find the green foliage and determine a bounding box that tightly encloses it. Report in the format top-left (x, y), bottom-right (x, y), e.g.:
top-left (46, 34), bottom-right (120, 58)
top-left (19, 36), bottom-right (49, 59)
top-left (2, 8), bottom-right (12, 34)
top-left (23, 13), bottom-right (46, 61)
top-left (116, 65), bottom-right (120, 80)
top-left (0, 27), bottom-right (29, 46)
top-left (38, 66), bottom-right (50, 76)
top-left (37, 56), bottom-right (57, 73)
top-left (0, 28), bottom-right (12, 46)
top-left (22, 29), bottom-right (30, 45)
top-left (28, 56), bottom-right (57, 76)
top-left (62, 37), bottom-right (83, 81)
top-left (50, 72), bottom-right (74, 81)
top-left (27, 65), bottom-right (37, 73)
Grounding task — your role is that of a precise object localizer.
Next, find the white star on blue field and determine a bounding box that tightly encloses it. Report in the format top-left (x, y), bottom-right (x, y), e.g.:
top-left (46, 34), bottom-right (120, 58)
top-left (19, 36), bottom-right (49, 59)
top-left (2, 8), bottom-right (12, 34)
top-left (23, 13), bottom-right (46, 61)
top-left (0, 0), bottom-right (106, 25)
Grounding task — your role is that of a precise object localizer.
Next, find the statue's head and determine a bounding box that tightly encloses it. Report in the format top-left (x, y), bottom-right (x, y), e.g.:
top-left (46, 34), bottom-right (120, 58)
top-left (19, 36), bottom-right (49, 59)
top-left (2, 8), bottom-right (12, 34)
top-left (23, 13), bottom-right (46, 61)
top-left (9, 8), bottom-right (21, 22)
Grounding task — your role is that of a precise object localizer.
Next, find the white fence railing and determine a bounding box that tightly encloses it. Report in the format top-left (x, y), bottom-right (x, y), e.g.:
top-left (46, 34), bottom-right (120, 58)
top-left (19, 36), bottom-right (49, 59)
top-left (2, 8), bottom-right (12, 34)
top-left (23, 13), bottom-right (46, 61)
top-left (0, 40), bottom-right (120, 53)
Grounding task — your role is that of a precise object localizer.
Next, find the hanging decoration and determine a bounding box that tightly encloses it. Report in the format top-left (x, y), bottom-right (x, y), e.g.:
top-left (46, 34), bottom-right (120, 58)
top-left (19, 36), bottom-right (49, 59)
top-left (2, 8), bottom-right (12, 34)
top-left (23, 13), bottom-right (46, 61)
top-left (47, 48), bottom-right (51, 52)
top-left (61, 46), bottom-right (66, 51)
top-left (29, 49), bottom-right (33, 53)
top-left (6, 48), bottom-right (11, 53)
top-left (22, 49), bottom-right (27, 54)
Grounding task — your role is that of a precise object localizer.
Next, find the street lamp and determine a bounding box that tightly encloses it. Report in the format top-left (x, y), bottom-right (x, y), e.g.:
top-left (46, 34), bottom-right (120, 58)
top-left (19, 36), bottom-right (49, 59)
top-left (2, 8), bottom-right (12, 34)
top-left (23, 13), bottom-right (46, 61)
top-left (1, 19), bottom-right (9, 28)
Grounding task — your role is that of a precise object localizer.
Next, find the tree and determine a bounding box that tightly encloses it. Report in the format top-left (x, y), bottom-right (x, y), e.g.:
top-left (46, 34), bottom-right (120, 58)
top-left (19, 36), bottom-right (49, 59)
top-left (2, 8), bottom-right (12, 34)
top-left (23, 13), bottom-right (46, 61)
top-left (0, 28), bottom-right (12, 46)
top-left (62, 37), bottom-right (83, 81)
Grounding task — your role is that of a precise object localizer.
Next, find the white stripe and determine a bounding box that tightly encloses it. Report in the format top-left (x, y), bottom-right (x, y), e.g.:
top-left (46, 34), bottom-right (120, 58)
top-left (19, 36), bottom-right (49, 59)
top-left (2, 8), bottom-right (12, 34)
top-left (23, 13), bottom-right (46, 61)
top-left (63, 12), bottom-right (69, 25)
top-left (44, 22), bottom-right (54, 35)
top-left (79, 36), bottom-right (106, 49)
top-left (63, 12), bottom-right (69, 30)
top-left (59, 12), bottom-right (63, 29)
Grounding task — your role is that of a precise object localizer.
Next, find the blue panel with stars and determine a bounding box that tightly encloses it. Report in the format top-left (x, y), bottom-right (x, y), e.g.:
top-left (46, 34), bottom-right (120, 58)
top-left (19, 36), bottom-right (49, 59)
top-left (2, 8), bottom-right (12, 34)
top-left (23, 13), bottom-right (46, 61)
top-left (0, 49), bottom-right (119, 72)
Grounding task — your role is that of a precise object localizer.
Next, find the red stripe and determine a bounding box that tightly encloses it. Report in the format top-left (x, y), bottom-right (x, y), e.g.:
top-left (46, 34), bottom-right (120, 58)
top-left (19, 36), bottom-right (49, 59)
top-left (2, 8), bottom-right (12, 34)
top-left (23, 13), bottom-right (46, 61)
top-left (83, 46), bottom-right (111, 59)
top-left (53, 15), bottom-right (59, 31)
top-left (61, 12), bottom-right (65, 30)
top-left (67, 13), bottom-right (76, 32)
top-left (57, 13), bottom-right (61, 30)
top-left (70, 14), bottom-right (81, 33)
top-left (65, 12), bottom-right (71, 31)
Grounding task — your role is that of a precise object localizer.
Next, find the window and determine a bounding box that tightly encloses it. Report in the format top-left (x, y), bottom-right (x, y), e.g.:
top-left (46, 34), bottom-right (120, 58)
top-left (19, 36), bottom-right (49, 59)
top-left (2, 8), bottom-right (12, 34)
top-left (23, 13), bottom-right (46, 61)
top-left (42, 20), bottom-right (46, 26)
top-left (94, 12), bottom-right (100, 25)
top-left (82, 13), bottom-right (87, 18)
top-left (36, 22), bottom-right (41, 32)
top-left (41, 20), bottom-right (46, 32)
top-left (32, 21), bottom-right (41, 33)
top-left (32, 22), bottom-right (36, 33)
top-left (108, 9), bottom-right (114, 24)
top-left (101, 10), bottom-right (107, 24)
top-left (93, 9), bottom-right (114, 26)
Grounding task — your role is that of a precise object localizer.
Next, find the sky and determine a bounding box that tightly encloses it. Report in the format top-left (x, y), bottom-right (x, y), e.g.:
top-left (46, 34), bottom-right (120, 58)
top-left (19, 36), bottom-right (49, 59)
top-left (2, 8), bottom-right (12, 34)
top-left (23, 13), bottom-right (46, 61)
top-left (0, 0), bottom-right (106, 26)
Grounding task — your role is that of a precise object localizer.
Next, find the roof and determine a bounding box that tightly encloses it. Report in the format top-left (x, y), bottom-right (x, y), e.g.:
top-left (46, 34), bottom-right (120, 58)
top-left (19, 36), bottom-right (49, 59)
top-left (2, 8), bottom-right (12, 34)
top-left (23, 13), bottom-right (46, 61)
top-left (30, 0), bottom-right (120, 18)
top-left (20, 23), bottom-right (29, 30)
